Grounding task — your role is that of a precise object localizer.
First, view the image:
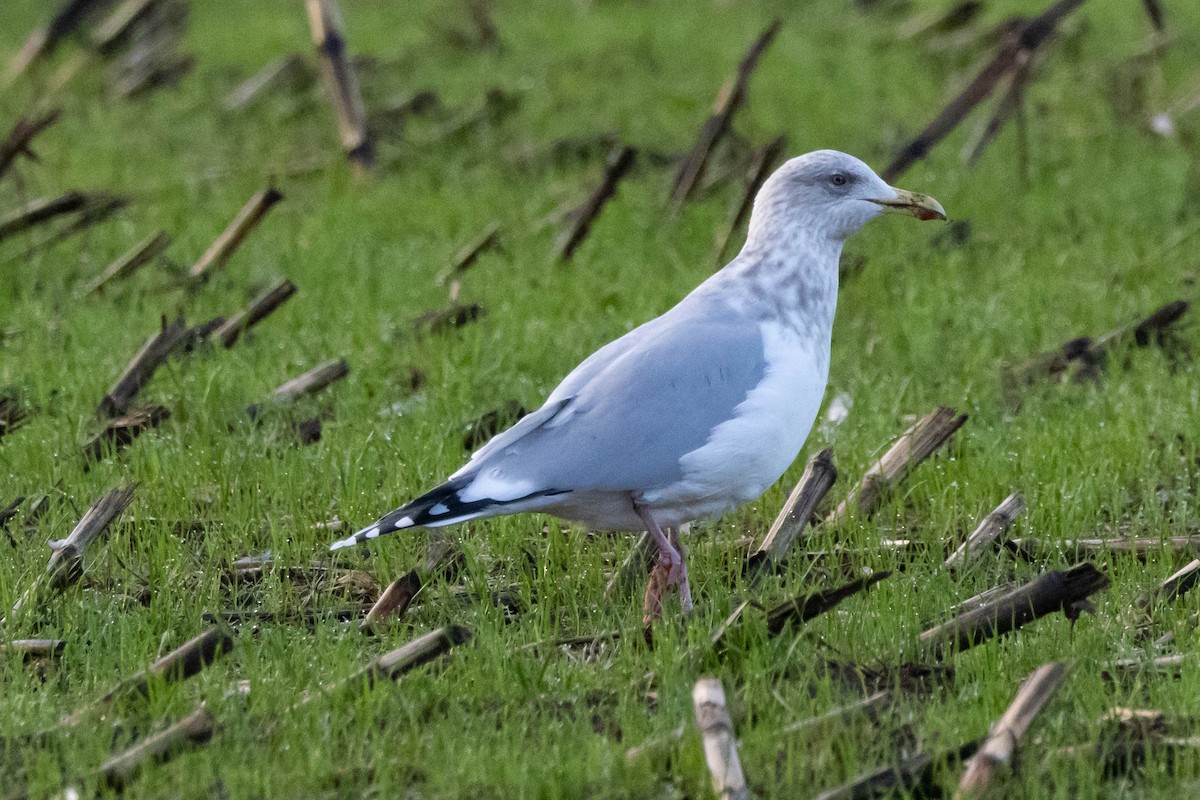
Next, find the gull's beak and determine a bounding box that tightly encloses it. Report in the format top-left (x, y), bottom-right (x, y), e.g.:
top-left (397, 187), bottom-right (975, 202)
top-left (868, 188), bottom-right (947, 221)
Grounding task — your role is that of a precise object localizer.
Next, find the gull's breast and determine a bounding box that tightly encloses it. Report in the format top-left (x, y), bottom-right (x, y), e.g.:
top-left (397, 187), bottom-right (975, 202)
top-left (637, 321), bottom-right (829, 522)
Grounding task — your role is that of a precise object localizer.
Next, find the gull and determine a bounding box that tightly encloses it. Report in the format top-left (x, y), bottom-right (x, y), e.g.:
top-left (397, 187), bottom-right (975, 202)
top-left (332, 150), bottom-right (945, 623)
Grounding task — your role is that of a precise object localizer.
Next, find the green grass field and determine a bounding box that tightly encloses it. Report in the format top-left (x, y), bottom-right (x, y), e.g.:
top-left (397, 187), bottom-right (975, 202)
top-left (3, 0), bottom-right (1200, 797)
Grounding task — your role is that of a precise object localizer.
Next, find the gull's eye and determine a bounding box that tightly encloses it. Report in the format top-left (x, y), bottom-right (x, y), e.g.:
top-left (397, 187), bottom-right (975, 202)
top-left (830, 172), bottom-right (849, 187)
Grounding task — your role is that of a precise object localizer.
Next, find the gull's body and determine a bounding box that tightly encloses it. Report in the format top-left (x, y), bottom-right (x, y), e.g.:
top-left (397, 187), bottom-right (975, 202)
top-left (492, 261), bottom-right (832, 533)
top-left (332, 150), bottom-right (945, 621)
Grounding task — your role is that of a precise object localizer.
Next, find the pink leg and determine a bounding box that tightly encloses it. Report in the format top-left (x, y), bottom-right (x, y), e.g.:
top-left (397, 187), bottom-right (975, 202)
top-left (633, 502), bottom-right (691, 623)
top-left (669, 526), bottom-right (693, 614)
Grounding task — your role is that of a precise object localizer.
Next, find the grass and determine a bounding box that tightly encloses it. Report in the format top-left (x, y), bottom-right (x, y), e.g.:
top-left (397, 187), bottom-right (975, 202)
top-left (2, 0), bottom-right (1200, 797)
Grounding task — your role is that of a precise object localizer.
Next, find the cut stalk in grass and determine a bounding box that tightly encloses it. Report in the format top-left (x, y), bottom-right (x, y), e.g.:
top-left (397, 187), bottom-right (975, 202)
top-left (222, 53), bottom-right (313, 111)
top-left (224, 555), bottom-right (357, 586)
top-left (1084, 709), bottom-right (1200, 779)
top-left (91, 0), bottom-right (163, 54)
top-left (99, 705), bottom-right (216, 789)
top-left (1090, 299), bottom-right (1190, 356)
top-left (60, 626), bottom-right (235, 728)
top-left (306, 0), bottom-right (374, 172)
top-left (1105, 706), bottom-right (1167, 727)
top-left (457, 0), bottom-right (501, 50)
top-left (828, 407), bottom-right (966, 524)
top-left (552, 630), bottom-right (622, 649)
top-left (461, 400), bottom-right (527, 450)
top-left (0, 639), bottom-right (65, 659)
top-left (0, 496), bottom-right (23, 538)
top-left (555, 145), bottom-right (637, 262)
top-left (1132, 556), bottom-right (1200, 618)
top-left (422, 533), bottom-right (465, 580)
top-left (898, 2), bottom-right (985, 39)
top-left (246, 358), bottom-right (349, 418)
top-left (714, 133), bottom-right (787, 260)
top-left (624, 724), bottom-right (685, 763)
top-left (765, 571), bottom-right (891, 636)
top-left (182, 315), bottom-right (226, 351)
top-left (132, 626), bottom-right (236, 686)
top-left (187, 187), bottom-right (283, 281)
top-left (1004, 335), bottom-right (1091, 388)
top-left (1140, 0), bottom-right (1166, 32)
top-left (670, 19), bottom-right (781, 208)
top-left (816, 740), bottom-right (980, 800)
top-left (117, 52), bottom-right (197, 99)
top-left (1103, 653), bottom-right (1186, 681)
top-left (1004, 299), bottom-right (1189, 388)
top-left (945, 492), bottom-right (1025, 572)
top-left (693, 678), bottom-right (747, 800)
top-left (370, 90), bottom-right (440, 140)
top-left (0, 192), bottom-right (91, 242)
top-left (5, 0), bottom-right (107, 83)
top-left (919, 563), bottom-right (1109, 659)
top-left (83, 404), bottom-right (170, 465)
top-left (211, 279), bottom-right (298, 348)
top-left (108, 1), bottom-right (193, 99)
top-left (748, 447), bottom-right (836, 576)
top-left (360, 570), bottom-right (421, 631)
top-left (22, 492), bottom-right (54, 533)
top-left (44, 486), bottom-right (136, 587)
top-left (1081, 706), bottom-right (1171, 769)
top-left (709, 601), bottom-right (754, 650)
top-left (293, 417), bottom-right (323, 444)
top-left (204, 606), bottom-right (370, 628)
top-left (0, 494), bottom-right (22, 517)
top-left (936, 582), bottom-right (1019, 622)
top-left (955, 662), bottom-right (1070, 799)
top-left (0, 392), bottom-right (30, 441)
top-left (720, 556), bottom-right (892, 652)
top-left (432, 87), bottom-right (519, 142)
top-left (523, 630), bottom-right (621, 658)
top-left (295, 626), bottom-right (471, 708)
top-left (446, 584), bottom-right (526, 616)
top-left (82, 230), bottom-right (171, 296)
top-left (961, 47), bottom-right (1039, 169)
top-left (12, 193), bottom-right (129, 258)
top-left (436, 221), bottom-right (501, 285)
top-left (0, 106), bottom-right (61, 182)
top-left (37, 47), bottom-right (94, 100)
top-left (99, 316), bottom-right (190, 417)
top-left (9, 486), bottom-right (135, 618)
top-left (779, 690), bottom-right (888, 735)
top-left (882, 0), bottom-right (1086, 181)
top-left (409, 302), bottom-right (484, 337)
top-left (1009, 536), bottom-right (1200, 560)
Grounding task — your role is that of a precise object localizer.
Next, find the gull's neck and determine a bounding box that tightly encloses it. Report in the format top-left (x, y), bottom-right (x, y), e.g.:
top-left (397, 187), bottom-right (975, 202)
top-left (714, 217), bottom-right (842, 341)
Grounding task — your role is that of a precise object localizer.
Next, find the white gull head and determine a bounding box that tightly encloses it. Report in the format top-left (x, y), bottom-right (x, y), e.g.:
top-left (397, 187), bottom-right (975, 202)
top-left (747, 150), bottom-right (946, 246)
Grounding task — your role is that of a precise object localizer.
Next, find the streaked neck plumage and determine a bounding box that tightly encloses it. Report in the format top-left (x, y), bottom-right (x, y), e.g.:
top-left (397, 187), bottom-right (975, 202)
top-left (714, 197), bottom-right (843, 345)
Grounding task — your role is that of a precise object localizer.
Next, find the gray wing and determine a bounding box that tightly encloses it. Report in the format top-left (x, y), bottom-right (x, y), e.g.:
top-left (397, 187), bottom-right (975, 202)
top-left (456, 298), bottom-right (767, 493)
top-left (463, 303), bottom-right (674, 467)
